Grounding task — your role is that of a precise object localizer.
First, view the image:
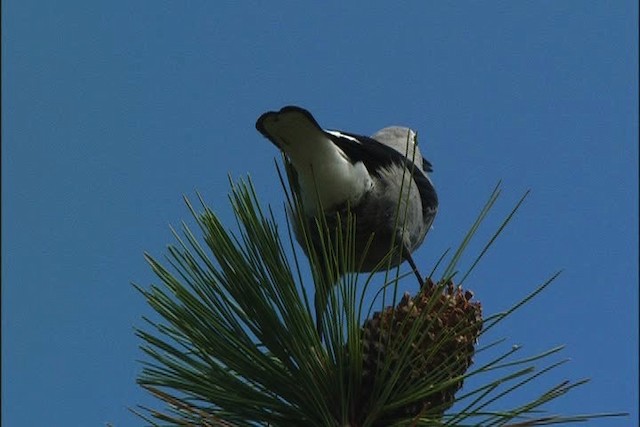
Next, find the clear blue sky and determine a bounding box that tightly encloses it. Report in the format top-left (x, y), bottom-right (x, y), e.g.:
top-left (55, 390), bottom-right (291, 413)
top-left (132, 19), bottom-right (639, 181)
top-left (3, 1), bottom-right (638, 426)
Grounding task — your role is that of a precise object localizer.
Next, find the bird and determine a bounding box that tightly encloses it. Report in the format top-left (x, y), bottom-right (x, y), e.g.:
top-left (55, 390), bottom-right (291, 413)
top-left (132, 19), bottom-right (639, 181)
top-left (255, 106), bottom-right (438, 336)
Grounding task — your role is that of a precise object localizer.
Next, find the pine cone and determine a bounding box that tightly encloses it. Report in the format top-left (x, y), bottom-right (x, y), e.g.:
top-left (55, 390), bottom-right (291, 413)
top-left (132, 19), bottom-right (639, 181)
top-left (355, 278), bottom-right (483, 424)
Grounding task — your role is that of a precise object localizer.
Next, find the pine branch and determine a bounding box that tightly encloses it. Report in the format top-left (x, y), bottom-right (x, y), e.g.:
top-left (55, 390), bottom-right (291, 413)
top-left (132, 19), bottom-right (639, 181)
top-left (134, 177), bottom-right (626, 426)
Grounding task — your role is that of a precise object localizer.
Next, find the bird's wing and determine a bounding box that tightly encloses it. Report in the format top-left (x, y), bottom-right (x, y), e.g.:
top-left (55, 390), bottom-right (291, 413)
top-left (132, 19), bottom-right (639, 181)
top-left (422, 158), bottom-right (433, 173)
top-left (326, 131), bottom-right (438, 221)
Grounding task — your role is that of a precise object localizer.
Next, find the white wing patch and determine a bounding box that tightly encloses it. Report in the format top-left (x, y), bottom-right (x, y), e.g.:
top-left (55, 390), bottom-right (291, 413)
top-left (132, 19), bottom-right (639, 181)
top-left (325, 130), bottom-right (362, 144)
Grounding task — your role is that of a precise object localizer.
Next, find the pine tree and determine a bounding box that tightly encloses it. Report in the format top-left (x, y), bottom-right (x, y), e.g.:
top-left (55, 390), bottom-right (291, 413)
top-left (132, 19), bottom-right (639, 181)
top-left (133, 177), bottom-right (624, 426)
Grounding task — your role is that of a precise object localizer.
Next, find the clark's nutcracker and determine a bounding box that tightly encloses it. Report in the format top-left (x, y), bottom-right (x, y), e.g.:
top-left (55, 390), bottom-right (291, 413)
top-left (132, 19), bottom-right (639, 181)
top-left (256, 106), bottom-right (438, 332)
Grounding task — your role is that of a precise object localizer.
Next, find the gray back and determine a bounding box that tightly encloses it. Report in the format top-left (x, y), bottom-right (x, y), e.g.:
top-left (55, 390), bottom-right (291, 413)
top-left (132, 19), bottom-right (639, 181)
top-left (371, 126), bottom-right (424, 171)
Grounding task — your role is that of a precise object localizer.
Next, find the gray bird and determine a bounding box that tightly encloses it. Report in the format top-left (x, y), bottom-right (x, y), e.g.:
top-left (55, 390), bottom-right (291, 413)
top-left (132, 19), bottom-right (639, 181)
top-left (256, 106), bottom-right (437, 334)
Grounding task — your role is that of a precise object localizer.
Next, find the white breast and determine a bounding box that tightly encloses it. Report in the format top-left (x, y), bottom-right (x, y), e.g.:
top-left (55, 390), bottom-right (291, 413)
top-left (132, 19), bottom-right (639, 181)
top-left (287, 136), bottom-right (373, 216)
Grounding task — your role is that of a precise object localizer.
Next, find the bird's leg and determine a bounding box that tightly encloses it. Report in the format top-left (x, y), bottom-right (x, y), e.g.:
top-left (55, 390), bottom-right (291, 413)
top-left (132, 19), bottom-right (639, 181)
top-left (404, 249), bottom-right (425, 288)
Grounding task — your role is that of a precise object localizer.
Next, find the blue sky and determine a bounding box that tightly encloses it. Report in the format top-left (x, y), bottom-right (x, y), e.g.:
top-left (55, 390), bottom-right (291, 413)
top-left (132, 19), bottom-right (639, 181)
top-left (3, 1), bottom-right (638, 426)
